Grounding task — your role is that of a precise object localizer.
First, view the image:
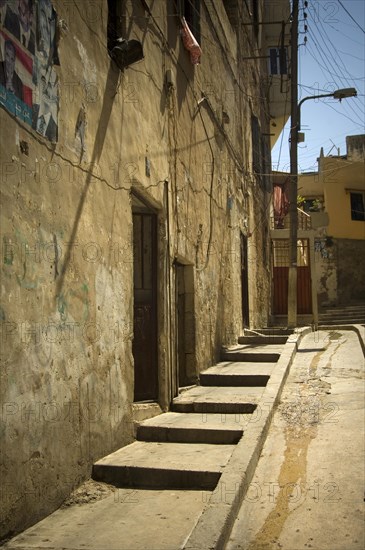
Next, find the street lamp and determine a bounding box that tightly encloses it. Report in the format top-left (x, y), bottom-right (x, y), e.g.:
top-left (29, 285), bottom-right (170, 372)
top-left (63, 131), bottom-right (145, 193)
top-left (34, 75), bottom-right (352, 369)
top-left (298, 88), bottom-right (358, 132)
top-left (287, 87), bottom-right (357, 328)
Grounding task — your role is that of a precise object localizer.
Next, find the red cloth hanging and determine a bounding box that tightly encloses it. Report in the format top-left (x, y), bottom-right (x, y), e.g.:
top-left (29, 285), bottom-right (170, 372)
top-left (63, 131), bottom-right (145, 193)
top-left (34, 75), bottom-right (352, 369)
top-left (273, 179), bottom-right (290, 227)
top-left (180, 17), bottom-right (202, 65)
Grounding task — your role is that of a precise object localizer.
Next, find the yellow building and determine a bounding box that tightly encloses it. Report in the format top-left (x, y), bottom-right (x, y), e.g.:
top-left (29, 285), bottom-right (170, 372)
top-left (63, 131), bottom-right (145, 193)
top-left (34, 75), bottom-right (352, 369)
top-left (299, 135), bottom-right (365, 306)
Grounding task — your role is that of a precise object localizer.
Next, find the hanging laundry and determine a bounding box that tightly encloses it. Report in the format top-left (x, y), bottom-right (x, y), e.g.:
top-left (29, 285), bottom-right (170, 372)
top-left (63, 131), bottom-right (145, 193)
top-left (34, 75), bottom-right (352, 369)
top-left (180, 17), bottom-right (201, 65)
top-left (273, 179), bottom-right (290, 228)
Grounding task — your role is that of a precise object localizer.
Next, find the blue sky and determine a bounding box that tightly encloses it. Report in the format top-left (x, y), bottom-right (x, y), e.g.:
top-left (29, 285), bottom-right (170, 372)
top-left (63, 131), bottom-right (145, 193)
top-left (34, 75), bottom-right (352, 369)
top-left (272, 0), bottom-right (365, 173)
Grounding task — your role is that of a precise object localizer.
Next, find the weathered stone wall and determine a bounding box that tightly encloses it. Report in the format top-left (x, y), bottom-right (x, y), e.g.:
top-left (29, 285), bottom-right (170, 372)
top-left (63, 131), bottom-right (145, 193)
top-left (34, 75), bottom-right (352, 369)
top-left (337, 239), bottom-right (365, 304)
top-left (314, 237), bottom-right (365, 306)
top-left (346, 134), bottom-right (365, 161)
top-left (314, 236), bottom-right (338, 307)
top-left (299, 138), bottom-right (365, 307)
top-left (1, 2), bottom-right (136, 538)
top-left (0, 0), bottom-right (273, 539)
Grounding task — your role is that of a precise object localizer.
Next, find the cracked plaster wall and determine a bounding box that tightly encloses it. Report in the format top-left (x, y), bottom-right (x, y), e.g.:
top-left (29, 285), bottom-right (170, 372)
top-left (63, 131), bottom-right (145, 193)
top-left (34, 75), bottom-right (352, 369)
top-left (0, 0), bottom-right (272, 538)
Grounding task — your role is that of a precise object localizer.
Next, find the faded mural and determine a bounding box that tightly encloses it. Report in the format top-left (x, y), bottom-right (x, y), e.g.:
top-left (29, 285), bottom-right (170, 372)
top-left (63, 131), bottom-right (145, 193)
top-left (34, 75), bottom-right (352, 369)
top-left (0, 0), bottom-right (59, 141)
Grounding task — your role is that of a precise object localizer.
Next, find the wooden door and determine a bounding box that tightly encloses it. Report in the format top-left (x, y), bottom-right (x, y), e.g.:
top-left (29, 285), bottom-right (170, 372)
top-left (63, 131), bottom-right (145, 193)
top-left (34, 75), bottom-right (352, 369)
top-left (241, 234), bottom-right (250, 327)
top-left (132, 210), bottom-right (158, 401)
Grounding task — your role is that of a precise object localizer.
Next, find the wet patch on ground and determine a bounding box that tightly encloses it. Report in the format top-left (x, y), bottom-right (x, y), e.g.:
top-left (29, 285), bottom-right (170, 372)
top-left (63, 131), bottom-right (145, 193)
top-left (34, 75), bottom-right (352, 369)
top-left (247, 332), bottom-right (346, 549)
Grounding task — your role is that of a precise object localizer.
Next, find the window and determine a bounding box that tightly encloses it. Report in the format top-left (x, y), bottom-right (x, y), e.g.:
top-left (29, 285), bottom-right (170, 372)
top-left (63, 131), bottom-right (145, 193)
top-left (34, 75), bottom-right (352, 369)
top-left (251, 115), bottom-right (261, 175)
top-left (178, 0), bottom-right (201, 44)
top-left (268, 47), bottom-right (288, 75)
top-left (107, 0), bottom-right (125, 51)
top-left (107, 1), bottom-right (143, 70)
top-left (350, 192), bottom-right (365, 221)
top-left (261, 135), bottom-right (271, 191)
top-left (223, 0), bottom-right (239, 28)
top-left (302, 198), bottom-right (322, 213)
top-left (251, 0), bottom-right (259, 39)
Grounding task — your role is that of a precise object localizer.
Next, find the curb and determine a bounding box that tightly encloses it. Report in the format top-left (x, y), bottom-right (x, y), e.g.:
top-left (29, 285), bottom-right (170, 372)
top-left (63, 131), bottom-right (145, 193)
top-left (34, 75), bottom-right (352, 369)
top-left (183, 328), bottom-right (310, 550)
top-left (318, 324), bottom-right (365, 356)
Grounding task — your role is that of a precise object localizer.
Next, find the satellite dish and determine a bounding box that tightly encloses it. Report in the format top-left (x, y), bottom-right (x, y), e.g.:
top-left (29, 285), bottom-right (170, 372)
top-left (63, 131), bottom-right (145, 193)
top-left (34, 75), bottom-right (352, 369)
top-left (110, 38), bottom-right (144, 70)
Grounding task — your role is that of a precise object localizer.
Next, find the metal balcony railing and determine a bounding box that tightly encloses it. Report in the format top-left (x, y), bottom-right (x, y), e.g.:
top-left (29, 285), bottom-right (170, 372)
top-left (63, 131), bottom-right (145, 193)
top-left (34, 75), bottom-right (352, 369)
top-left (271, 208), bottom-right (312, 230)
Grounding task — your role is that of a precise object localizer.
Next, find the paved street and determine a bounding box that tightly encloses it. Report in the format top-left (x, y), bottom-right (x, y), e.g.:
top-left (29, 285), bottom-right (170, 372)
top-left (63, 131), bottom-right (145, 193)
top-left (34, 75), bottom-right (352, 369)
top-left (227, 329), bottom-right (365, 550)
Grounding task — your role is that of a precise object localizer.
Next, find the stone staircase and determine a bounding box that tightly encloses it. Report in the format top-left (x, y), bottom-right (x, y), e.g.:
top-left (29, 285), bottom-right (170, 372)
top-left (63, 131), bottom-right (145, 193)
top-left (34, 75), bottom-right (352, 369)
top-left (319, 304), bottom-right (365, 325)
top-left (3, 329), bottom-right (299, 550)
top-left (92, 330), bottom-right (293, 492)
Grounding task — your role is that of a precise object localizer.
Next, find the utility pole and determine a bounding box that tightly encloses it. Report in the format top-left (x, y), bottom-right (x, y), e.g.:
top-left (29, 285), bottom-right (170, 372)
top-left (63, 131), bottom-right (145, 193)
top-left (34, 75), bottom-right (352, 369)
top-left (287, 0), bottom-right (299, 328)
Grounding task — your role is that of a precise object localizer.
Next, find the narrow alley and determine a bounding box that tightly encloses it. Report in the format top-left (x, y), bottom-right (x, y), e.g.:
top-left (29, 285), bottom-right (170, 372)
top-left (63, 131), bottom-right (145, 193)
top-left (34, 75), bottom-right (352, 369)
top-left (1, 1), bottom-right (364, 548)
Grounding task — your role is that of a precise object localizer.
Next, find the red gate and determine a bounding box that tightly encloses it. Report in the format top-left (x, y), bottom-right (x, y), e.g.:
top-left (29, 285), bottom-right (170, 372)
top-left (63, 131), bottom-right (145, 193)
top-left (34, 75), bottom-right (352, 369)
top-left (273, 239), bottom-right (312, 315)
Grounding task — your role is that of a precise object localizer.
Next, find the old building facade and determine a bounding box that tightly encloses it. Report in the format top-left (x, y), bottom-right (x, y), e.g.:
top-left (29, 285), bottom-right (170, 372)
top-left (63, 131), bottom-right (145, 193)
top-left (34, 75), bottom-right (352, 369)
top-left (298, 135), bottom-right (365, 306)
top-left (0, 0), bottom-right (290, 539)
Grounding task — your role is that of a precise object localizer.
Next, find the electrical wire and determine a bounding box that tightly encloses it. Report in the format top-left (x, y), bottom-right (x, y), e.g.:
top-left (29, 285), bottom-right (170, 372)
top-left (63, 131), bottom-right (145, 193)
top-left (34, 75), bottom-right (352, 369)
top-left (326, 24), bottom-right (365, 47)
top-left (83, 0), bottom-right (290, 244)
top-left (337, 0), bottom-right (365, 35)
top-left (140, 0), bottom-right (284, 196)
top-left (302, 41), bottom-right (359, 121)
top-left (307, 17), bottom-right (362, 87)
top-left (306, 3), bottom-right (364, 123)
top-left (302, 43), bottom-right (363, 126)
top-left (273, 86), bottom-right (290, 171)
top-left (320, 101), bottom-right (365, 127)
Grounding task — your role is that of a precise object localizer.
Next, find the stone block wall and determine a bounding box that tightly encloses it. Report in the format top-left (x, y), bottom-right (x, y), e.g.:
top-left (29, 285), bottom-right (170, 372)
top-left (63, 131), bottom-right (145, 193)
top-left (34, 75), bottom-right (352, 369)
top-left (0, 0), bottom-right (273, 539)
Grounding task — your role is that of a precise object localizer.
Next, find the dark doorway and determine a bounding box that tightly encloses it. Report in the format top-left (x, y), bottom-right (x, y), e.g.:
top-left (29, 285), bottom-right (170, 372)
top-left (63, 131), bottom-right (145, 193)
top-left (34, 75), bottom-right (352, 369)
top-left (241, 233), bottom-right (250, 327)
top-left (175, 262), bottom-right (196, 388)
top-left (132, 195), bottom-right (158, 401)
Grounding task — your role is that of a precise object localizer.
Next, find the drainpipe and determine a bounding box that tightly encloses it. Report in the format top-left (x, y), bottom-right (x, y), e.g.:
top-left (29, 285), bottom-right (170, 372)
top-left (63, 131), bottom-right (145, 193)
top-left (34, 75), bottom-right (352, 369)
top-left (165, 179), bottom-right (175, 405)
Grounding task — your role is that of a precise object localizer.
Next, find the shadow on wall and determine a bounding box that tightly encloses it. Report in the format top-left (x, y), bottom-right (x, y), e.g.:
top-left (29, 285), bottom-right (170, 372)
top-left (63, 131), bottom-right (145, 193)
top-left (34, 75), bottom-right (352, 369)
top-left (56, 61), bottom-right (120, 299)
top-left (166, 1), bottom-right (194, 112)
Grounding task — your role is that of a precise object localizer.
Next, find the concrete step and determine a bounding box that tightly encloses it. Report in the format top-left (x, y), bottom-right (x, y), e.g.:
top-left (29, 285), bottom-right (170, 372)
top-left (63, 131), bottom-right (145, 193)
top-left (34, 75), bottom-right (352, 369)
top-left (136, 412), bottom-right (250, 444)
top-left (319, 316), bottom-right (365, 322)
top-left (238, 335), bottom-right (288, 345)
top-left (319, 305), bottom-right (365, 323)
top-left (319, 318), bottom-right (365, 325)
top-left (2, 487), bottom-right (211, 550)
top-left (171, 385), bottom-right (263, 414)
top-left (221, 344), bottom-right (283, 363)
top-left (199, 361), bottom-right (273, 387)
top-left (246, 328), bottom-right (294, 336)
top-left (92, 441), bottom-right (235, 490)
top-left (319, 310), bottom-right (365, 318)
top-left (320, 304), bottom-right (365, 312)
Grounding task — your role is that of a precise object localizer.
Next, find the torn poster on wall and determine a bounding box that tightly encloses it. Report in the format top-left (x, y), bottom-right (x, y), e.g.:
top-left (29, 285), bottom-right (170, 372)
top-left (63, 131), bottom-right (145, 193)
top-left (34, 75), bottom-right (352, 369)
top-left (0, 0), bottom-right (59, 142)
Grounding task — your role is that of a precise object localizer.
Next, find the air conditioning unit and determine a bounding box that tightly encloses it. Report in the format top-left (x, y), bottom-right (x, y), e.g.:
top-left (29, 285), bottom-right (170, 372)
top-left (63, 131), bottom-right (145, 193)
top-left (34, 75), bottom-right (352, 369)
top-left (110, 38), bottom-right (144, 70)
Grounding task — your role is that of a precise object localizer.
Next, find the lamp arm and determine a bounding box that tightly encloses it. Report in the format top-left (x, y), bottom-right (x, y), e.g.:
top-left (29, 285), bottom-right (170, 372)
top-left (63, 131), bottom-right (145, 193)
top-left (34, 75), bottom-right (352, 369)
top-left (297, 93), bottom-right (335, 131)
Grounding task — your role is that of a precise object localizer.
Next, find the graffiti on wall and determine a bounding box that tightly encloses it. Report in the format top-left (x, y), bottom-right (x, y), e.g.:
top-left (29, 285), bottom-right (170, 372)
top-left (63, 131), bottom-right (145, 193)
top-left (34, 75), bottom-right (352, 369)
top-left (315, 238), bottom-right (334, 260)
top-left (0, 0), bottom-right (59, 142)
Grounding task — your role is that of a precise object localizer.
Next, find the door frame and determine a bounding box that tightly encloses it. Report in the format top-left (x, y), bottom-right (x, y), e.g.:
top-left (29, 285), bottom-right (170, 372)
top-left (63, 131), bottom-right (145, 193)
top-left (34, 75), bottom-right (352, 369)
top-left (240, 233), bottom-right (250, 328)
top-left (272, 238), bottom-right (312, 315)
top-left (132, 192), bottom-right (159, 402)
top-left (174, 260), bottom-right (196, 389)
